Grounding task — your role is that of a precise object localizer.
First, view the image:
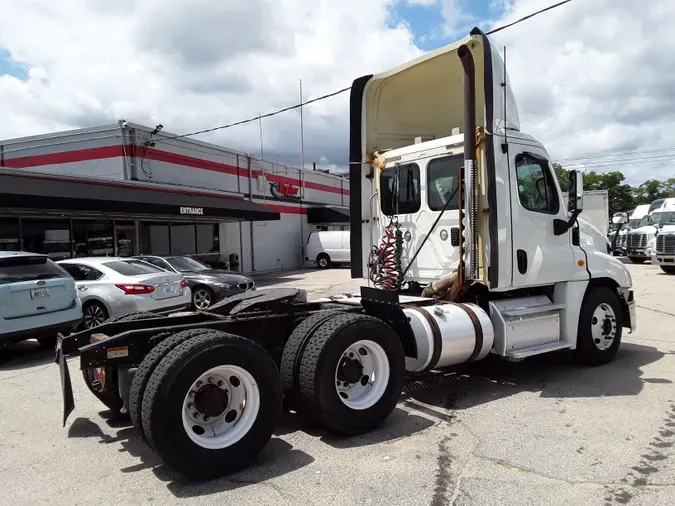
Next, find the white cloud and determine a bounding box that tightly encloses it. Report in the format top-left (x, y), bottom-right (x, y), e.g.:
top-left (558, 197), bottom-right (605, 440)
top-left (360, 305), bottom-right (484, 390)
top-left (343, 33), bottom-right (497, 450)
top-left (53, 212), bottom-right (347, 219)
top-left (488, 0), bottom-right (675, 184)
top-left (0, 0), bottom-right (422, 171)
top-left (0, 0), bottom-right (674, 185)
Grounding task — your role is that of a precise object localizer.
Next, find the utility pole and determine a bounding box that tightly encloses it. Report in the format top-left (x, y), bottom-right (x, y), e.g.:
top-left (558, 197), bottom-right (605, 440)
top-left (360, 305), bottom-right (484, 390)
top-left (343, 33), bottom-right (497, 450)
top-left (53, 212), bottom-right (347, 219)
top-left (299, 79), bottom-right (306, 265)
top-left (258, 113), bottom-right (264, 159)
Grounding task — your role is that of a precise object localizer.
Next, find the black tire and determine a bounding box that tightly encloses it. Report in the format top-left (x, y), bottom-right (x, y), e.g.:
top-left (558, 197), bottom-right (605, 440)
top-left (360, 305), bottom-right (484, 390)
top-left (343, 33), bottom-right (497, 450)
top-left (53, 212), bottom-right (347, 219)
top-left (105, 311), bottom-right (160, 324)
top-left (128, 330), bottom-right (211, 444)
top-left (660, 265), bottom-right (675, 274)
top-left (574, 286), bottom-right (623, 366)
top-left (82, 301), bottom-right (109, 329)
top-left (280, 310), bottom-right (346, 407)
top-left (628, 256), bottom-right (646, 264)
top-left (141, 331), bottom-right (282, 480)
top-left (316, 253), bottom-right (331, 269)
top-left (191, 286), bottom-right (214, 310)
top-left (82, 368), bottom-right (124, 414)
top-left (297, 313), bottom-right (405, 435)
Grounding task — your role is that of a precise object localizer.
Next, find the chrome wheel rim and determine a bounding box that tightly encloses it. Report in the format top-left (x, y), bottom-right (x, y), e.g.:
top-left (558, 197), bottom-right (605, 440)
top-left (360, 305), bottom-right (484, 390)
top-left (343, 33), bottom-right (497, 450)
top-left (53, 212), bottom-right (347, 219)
top-left (334, 339), bottom-right (390, 410)
top-left (591, 303), bottom-right (617, 351)
top-left (182, 365), bottom-right (260, 449)
top-left (84, 305), bottom-right (106, 328)
top-left (193, 290), bottom-right (211, 310)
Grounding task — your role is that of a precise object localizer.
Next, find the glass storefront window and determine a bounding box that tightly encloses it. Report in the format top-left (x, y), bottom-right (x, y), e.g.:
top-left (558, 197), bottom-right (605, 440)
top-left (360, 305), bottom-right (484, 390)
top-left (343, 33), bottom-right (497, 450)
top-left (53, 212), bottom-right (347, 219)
top-left (141, 222), bottom-right (170, 255)
top-left (0, 218), bottom-right (20, 252)
top-left (22, 218), bottom-right (72, 260)
top-left (73, 220), bottom-right (114, 257)
top-left (171, 223), bottom-right (196, 254)
top-left (196, 224), bottom-right (219, 254)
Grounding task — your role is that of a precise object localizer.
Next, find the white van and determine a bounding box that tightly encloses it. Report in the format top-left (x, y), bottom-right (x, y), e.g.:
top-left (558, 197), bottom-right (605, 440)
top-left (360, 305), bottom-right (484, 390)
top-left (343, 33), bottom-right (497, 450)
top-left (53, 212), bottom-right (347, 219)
top-left (305, 230), bottom-right (350, 268)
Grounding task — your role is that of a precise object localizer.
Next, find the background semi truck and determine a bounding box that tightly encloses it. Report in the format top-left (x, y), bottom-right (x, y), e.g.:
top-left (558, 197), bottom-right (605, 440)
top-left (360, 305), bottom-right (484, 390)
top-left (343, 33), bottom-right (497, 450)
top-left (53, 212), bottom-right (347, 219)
top-left (55, 27), bottom-right (636, 481)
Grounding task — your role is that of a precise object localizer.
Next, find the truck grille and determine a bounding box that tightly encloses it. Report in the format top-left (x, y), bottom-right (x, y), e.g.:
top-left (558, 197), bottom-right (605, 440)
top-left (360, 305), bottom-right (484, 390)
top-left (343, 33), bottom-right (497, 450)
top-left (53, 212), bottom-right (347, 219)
top-left (627, 233), bottom-right (646, 250)
top-left (656, 234), bottom-right (675, 254)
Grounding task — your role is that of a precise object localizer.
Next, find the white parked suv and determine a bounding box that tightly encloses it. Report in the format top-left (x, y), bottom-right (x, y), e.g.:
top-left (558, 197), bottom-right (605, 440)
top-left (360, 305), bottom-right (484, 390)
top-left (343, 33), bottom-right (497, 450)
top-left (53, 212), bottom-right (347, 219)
top-left (0, 251), bottom-right (82, 347)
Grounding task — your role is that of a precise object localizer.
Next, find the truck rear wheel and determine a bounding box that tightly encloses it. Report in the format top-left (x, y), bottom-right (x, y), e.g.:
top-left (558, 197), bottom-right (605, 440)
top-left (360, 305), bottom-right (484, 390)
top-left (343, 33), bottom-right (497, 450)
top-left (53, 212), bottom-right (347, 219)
top-left (280, 310), bottom-right (346, 408)
top-left (141, 331), bottom-right (282, 480)
top-left (297, 313), bottom-right (405, 435)
top-left (574, 286), bottom-right (623, 366)
top-left (628, 257), bottom-right (646, 264)
top-left (128, 329), bottom-right (212, 444)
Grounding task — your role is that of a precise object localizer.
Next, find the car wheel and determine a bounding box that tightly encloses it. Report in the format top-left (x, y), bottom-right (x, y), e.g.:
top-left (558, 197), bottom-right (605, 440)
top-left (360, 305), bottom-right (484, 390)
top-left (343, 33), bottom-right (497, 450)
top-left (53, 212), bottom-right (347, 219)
top-left (192, 287), bottom-right (213, 310)
top-left (82, 301), bottom-right (109, 329)
top-left (317, 254), bottom-right (331, 269)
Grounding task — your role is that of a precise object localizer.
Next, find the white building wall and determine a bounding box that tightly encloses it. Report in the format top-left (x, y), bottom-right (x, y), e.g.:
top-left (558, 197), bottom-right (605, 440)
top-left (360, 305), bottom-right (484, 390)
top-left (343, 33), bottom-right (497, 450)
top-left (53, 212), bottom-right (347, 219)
top-left (0, 122), bottom-right (349, 275)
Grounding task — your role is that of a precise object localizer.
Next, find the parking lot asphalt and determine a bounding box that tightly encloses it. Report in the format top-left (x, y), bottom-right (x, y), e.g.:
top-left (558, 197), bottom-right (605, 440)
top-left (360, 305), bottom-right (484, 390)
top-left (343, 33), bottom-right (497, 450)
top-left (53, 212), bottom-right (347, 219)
top-left (1, 264), bottom-right (674, 506)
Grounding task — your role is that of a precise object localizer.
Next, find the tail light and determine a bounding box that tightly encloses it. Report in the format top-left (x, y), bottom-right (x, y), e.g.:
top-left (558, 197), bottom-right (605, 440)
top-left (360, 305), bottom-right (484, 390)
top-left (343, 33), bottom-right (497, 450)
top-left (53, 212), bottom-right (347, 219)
top-left (115, 283), bottom-right (155, 295)
top-left (181, 279), bottom-right (188, 288)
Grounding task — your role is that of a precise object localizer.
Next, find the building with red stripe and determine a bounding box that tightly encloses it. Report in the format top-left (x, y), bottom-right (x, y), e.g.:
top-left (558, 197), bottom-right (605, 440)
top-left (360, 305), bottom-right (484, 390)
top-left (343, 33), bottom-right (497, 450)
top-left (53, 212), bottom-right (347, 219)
top-left (0, 122), bottom-right (350, 274)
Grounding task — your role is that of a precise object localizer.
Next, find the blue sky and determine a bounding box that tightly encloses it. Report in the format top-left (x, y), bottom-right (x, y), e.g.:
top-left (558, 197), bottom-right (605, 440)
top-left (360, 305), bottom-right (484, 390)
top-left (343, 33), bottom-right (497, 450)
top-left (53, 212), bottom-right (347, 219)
top-left (391, 0), bottom-right (508, 50)
top-left (0, 49), bottom-right (28, 80)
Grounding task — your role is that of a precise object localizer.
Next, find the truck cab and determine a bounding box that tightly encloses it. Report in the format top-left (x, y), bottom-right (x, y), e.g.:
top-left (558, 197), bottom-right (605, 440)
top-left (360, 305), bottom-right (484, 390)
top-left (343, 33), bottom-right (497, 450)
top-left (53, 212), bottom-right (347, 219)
top-left (349, 27), bottom-right (635, 360)
top-left (645, 199), bottom-right (675, 273)
top-left (626, 201), bottom-right (671, 263)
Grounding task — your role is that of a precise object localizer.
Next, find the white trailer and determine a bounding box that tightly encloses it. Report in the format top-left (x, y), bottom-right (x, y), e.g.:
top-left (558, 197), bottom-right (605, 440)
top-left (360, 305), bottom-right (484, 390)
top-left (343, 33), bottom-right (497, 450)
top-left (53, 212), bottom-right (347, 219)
top-left (55, 27), bottom-right (636, 481)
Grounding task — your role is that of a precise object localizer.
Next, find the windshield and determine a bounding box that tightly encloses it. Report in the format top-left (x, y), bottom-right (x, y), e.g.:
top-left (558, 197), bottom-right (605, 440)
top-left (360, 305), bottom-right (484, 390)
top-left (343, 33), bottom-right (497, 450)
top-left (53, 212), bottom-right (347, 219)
top-left (650, 212), bottom-right (675, 226)
top-left (166, 256), bottom-right (211, 272)
top-left (627, 218), bottom-right (642, 229)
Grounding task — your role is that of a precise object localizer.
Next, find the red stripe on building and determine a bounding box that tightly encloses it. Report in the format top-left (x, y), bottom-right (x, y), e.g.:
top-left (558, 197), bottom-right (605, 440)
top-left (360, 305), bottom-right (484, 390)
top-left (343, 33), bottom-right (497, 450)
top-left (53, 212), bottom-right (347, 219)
top-left (259, 203), bottom-right (307, 215)
top-left (4, 144), bottom-right (349, 196)
top-left (1, 170), bottom-right (244, 200)
top-left (3, 145), bottom-right (124, 168)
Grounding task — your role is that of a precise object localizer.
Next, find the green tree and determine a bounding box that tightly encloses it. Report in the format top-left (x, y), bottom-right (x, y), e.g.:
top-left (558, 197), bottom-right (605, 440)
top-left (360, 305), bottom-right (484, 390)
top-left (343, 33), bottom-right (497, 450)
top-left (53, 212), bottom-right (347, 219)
top-left (632, 179), bottom-right (671, 205)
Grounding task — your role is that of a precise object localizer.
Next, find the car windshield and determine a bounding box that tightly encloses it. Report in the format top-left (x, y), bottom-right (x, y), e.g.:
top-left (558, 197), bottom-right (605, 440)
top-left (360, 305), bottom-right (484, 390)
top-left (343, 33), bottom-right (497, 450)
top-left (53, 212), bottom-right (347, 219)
top-left (0, 255), bottom-right (68, 284)
top-left (166, 256), bottom-right (211, 272)
top-left (103, 260), bottom-right (165, 276)
top-left (650, 212), bottom-right (675, 225)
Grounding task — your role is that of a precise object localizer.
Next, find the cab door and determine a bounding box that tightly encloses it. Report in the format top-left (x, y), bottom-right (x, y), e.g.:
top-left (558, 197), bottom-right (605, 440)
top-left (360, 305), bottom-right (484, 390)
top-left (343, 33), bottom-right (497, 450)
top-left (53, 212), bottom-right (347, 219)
top-left (509, 144), bottom-right (576, 288)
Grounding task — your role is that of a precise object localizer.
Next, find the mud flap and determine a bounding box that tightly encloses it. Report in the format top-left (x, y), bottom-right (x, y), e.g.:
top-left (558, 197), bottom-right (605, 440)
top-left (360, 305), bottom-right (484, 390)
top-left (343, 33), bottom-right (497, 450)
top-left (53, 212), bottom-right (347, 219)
top-left (55, 336), bottom-right (75, 427)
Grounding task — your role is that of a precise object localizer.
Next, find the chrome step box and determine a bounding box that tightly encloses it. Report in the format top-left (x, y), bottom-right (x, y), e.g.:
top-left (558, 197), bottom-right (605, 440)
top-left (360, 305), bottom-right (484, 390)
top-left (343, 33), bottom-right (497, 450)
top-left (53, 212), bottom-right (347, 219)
top-left (488, 296), bottom-right (565, 359)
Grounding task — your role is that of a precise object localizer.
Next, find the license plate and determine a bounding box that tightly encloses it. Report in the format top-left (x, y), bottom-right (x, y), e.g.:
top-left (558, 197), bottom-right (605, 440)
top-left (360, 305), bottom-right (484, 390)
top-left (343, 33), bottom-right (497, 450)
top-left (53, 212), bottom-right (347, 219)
top-left (31, 288), bottom-right (50, 299)
top-left (163, 286), bottom-right (176, 296)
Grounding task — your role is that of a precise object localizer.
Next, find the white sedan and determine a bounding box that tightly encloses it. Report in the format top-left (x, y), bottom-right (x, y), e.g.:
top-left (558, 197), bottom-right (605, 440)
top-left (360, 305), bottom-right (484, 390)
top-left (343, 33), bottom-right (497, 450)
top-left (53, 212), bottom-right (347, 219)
top-left (57, 257), bottom-right (191, 329)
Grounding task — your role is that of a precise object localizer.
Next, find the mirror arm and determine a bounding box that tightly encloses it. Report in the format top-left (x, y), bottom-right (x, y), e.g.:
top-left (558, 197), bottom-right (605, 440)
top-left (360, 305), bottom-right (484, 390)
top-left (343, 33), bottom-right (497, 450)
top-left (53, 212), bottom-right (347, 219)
top-left (553, 209), bottom-right (582, 236)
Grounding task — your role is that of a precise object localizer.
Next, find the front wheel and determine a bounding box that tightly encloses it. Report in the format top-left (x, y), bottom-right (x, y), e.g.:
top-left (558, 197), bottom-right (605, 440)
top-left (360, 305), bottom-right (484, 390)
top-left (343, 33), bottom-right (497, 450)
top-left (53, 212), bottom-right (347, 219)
top-left (141, 331), bottom-right (282, 480)
top-left (192, 287), bottom-right (214, 310)
top-left (574, 286), bottom-right (623, 366)
top-left (628, 256), bottom-right (646, 264)
top-left (661, 265), bottom-right (675, 274)
top-left (316, 254), bottom-right (331, 269)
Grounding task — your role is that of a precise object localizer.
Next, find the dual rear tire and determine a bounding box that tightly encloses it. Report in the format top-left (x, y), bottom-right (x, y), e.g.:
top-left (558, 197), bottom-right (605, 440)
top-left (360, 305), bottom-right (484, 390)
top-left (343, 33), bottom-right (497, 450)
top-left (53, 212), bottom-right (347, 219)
top-left (129, 329), bottom-right (282, 480)
top-left (280, 312), bottom-right (406, 435)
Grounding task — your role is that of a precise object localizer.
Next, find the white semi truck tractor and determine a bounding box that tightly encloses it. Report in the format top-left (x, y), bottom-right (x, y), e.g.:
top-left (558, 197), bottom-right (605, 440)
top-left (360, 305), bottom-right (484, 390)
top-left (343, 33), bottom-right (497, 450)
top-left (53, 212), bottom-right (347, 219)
top-left (55, 27), bottom-right (637, 481)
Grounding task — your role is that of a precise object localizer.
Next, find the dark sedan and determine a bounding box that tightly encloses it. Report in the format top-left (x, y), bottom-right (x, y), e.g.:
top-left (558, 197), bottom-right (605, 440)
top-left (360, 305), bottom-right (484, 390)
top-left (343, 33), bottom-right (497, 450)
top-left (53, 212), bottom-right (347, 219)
top-left (134, 255), bottom-right (255, 310)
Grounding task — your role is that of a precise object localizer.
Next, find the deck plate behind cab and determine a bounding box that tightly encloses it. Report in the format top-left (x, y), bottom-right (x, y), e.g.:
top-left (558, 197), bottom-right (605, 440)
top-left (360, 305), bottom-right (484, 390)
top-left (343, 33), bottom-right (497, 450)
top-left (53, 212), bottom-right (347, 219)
top-left (209, 288), bottom-right (308, 315)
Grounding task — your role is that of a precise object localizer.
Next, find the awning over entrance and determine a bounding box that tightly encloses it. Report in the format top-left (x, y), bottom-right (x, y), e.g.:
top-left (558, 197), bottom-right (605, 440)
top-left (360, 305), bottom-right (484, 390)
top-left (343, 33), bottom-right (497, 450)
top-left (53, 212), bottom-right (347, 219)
top-left (307, 205), bottom-right (350, 224)
top-left (0, 171), bottom-right (280, 221)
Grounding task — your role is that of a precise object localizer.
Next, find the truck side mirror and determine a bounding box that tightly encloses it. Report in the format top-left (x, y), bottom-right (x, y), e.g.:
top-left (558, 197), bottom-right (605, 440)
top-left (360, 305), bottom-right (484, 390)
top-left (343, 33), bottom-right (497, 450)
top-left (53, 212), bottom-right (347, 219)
top-left (567, 170), bottom-right (584, 213)
top-left (612, 212), bottom-right (629, 225)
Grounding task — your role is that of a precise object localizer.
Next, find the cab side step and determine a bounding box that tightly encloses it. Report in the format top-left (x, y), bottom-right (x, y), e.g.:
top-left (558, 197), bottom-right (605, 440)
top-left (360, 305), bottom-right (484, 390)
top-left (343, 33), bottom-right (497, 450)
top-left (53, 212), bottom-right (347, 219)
top-left (488, 295), bottom-right (567, 360)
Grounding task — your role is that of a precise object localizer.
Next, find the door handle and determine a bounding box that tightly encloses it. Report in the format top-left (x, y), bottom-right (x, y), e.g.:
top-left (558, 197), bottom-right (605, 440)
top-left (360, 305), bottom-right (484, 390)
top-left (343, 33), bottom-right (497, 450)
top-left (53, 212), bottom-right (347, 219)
top-left (516, 249), bottom-right (528, 274)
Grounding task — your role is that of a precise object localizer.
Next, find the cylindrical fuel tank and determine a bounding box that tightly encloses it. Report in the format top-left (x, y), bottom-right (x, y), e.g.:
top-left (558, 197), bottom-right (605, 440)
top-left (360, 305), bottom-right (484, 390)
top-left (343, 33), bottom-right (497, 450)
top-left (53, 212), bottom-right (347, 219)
top-left (402, 303), bottom-right (494, 372)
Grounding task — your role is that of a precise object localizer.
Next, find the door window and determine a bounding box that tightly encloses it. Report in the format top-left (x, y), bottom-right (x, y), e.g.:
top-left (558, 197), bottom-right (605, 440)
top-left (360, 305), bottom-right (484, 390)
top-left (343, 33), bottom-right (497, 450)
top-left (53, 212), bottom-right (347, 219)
top-left (60, 263), bottom-right (104, 281)
top-left (427, 155), bottom-right (462, 211)
top-left (515, 154), bottom-right (559, 214)
top-left (380, 163), bottom-right (421, 215)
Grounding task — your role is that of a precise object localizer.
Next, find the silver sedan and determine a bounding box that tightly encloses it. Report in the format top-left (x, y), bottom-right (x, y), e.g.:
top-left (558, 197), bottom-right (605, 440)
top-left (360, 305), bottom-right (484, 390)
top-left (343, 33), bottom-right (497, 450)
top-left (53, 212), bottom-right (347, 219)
top-left (57, 257), bottom-right (191, 329)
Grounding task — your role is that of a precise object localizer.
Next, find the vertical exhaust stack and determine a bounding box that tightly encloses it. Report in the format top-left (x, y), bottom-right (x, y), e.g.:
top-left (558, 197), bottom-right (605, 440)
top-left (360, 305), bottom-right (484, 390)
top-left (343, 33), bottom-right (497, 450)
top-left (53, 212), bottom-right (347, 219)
top-left (458, 44), bottom-right (479, 282)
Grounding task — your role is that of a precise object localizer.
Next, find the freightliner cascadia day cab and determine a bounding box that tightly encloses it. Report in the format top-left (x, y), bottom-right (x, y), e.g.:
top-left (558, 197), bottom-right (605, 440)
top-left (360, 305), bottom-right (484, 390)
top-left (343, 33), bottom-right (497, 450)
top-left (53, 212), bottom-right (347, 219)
top-left (645, 199), bottom-right (675, 273)
top-left (54, 27), bottom-right (636, 481)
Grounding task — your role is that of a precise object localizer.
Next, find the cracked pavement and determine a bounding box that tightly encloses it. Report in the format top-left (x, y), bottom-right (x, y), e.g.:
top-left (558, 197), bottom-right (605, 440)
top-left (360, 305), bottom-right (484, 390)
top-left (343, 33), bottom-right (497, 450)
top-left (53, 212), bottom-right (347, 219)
top-left (1, 264), bottom-right (674, 505)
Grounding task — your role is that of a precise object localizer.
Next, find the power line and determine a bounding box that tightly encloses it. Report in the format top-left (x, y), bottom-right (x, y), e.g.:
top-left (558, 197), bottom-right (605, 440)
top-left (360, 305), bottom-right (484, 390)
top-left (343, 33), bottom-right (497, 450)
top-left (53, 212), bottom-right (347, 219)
top-left (556, 146), bottom-right (675, 164)
top-left (155, 0), bottom-right (576, 145)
